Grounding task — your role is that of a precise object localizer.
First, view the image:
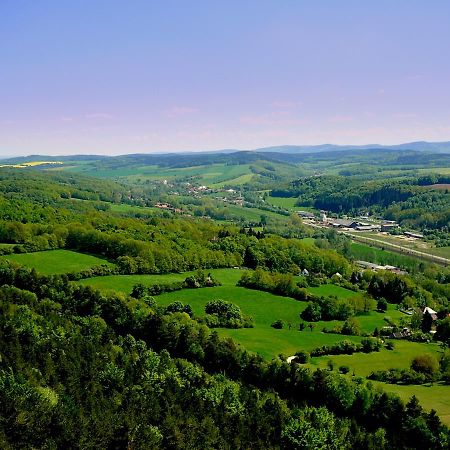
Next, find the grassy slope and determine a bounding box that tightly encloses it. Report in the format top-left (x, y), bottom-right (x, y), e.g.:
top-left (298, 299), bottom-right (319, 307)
top-left (1, 250), bottom-right (114, 275)
top-left (77, 268), bottom-right (245, 294)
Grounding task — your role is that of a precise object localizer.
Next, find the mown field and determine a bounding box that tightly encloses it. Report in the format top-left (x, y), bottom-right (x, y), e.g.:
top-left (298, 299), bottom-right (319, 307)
top-left (77, 268), bottom-right (245, 294)
top-left (266, 196), bottom-right (299, 209)
top-left (379, 382), bottom-right (450, 426)
top-left (0, 249), bottom-right (114, 275)
top-left (308, 340), bottom-right (442, 377)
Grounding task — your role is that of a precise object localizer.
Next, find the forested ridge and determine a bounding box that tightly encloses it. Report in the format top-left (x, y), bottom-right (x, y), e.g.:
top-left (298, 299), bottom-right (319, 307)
top-left (272, 175), bottom-right (450, 231)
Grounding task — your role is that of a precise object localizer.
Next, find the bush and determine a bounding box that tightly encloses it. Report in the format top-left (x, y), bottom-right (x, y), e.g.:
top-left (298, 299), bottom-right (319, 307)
top-left (411, 354), bottom-right (439, 377)
top-left (361, 338), bottom-right (382, 353)
top-left (205, 299), bottom-right (241, 320)
top-left (271, 319), bottom-right (284, 329)
top-left (300, 302), bottom-right (322, 321)
top-left (341, 317), bottom-right (361, 336)
top-left (377, 298), bottom-right (388, 312)
top-left (204, 299), bottom-right (253, 329)
top-left (294, 350), bottom-right (310, 363)
top-left (339, 365), bottom-right (350, 374)
top-left (165, 301), bottom-right (193, 317)
top-left (385, 341), bottom-right (395, 350)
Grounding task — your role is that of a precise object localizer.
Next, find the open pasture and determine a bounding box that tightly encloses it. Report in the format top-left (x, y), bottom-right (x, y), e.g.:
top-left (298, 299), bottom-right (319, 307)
top-left (1, 250), bottom-right (114, 275)
top-left (308, 340), bottom-right (442, 377)
top-left (77, 268), bottom-right (245, 294)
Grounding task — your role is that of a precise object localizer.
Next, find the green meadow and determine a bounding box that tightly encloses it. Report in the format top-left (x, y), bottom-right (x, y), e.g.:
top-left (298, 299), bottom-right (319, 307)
top-left (348, 241), bottom-right (423, 271)
top-left (78, 268), bottom-right (405, 356)
top-left (266, 196), bottom-right (299, 209)
top-left (77, 268), bottom-right (245, 294)
top-left (1, 250), bottom-right (114, 275)
top-left (308, 340), bottom-right (442, 377)
top-left (379, 383), bottom-right (450, 426)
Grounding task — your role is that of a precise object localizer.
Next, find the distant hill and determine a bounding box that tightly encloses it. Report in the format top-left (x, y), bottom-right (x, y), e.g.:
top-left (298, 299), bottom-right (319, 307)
top-left (2, 140), bottom-right (450, 164)
top-left (254, 141), bottom-right (450, 154)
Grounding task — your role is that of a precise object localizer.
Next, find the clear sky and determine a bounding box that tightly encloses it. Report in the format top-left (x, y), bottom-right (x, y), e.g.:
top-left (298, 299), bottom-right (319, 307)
top-left (1, 0), bottom-right (450, 156)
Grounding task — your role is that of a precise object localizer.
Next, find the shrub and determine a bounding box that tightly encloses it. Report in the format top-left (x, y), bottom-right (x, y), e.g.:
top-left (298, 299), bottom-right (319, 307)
top-left (204, 299), bottom-right (253, 328)
top-left (411, 354), bottom-right (439, 377)
top-left (301, 302), bottom-right (322, 321)
top-left (360, 338), bottom-right (382, 353)
top-left (165, 301), bottom-right (193, 316)
top-left (377, 298), bottom-right (388, 312)
top-left (341, 317), bottom-right (361, 336)
top-left (271, 319), bottom-right (284, 329)
top-left (294, 350), bottom-right (310, 363)
top-left (339, 365), bottom-right (350, 374)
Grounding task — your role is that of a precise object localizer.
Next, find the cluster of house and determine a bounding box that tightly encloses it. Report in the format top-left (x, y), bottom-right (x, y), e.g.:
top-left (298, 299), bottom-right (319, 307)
top-left (355, 260), bottom-right (407, 275)
top-left (297, 210), bottom-right (427, 241)
top-left (154, 202), bottom-right (183, 213)
top-left (387, 307), bottom-right (439, 339)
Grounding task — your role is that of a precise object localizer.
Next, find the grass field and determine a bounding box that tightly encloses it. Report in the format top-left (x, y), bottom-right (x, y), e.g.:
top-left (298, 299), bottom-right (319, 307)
top-left (307, 284), bottom-right (358, 299)
top-left (219, 204), bottom-right (289, 223)
top-left (77, 268), bottom-right (245, 294)
top-left (349, 241), bottom-right (423, 271)
top-left (79, 269), bottom-right (403, 352)
top-left (1, 250), bottom-right (114, 275)
top-left (109, 204), bottom-right (159, 215)
top-left (0, 243), bottom-right (16, 249)
top-left (309, 340), bottom-right (442, 377)
top-left (266, 196), bottom-right (299, 209)
top-left (353, 232), bottom-right (450, 261)
top-left (307, 341), bottom-right (449, 424)
top-left (378, 382), bottom-right (450, 426)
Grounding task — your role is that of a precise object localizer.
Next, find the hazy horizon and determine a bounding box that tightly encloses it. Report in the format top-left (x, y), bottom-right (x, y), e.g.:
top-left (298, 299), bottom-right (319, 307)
top-left (2, 1), bottom-right (450, 156)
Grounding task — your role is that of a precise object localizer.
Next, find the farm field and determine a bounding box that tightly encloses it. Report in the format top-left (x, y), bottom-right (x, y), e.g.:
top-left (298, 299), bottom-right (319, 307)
top-left (67, 162), bottom-right (256, 186)
top-left (0, 250), bottom-right (114, 275)
top-left (348, 241), bottom-right (424, 271)
top-left (210, 173), bottom-right (254, 188)
top-left (352, 232), bottom-right (450, 261)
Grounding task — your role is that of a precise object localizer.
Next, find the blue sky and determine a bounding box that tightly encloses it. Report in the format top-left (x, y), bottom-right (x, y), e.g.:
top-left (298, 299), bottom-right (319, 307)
top-left (1, 0), bottom-right (450, 155)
